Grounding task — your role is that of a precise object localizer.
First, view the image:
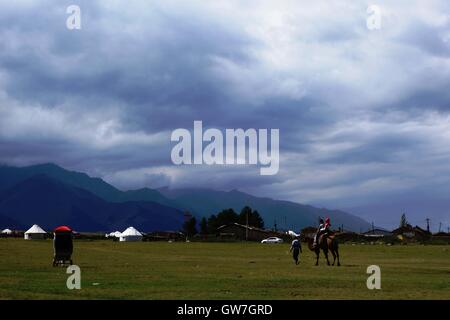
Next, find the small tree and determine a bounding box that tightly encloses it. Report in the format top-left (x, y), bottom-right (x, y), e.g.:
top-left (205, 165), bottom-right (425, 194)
top-left (183, 217), bottom-right (198, 238)
top-left (207, 214), bottom-right (218, 234)
top-left (238, 206), bottom-right (264, 228)
top-left (199, 217), bottom-right (208, 235)
top-left (217, 208), bottom-right (239, 226)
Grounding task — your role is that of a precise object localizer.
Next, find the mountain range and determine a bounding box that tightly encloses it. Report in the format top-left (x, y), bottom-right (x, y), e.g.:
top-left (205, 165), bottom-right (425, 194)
top-left (0, 163), bottom-right (371, 232)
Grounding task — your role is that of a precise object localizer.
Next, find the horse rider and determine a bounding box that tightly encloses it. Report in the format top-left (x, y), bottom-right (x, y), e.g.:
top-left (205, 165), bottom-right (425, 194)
top-left (313, 217), bottom-right (331, 248)
top-left (290, 235), bottom-right (302, 265)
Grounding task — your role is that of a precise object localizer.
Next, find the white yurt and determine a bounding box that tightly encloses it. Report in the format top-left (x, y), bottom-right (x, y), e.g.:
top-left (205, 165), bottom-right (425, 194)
top-left (106, 231), bottom-right (122, 238)
top-left (111, 231), bottom-right (122, 238)
top-left (24, 224), bottom-right (47, 240)
top-left (119, 227), bottom-right (143, 242)
top-left (1, 228), bottom-right (12, 235)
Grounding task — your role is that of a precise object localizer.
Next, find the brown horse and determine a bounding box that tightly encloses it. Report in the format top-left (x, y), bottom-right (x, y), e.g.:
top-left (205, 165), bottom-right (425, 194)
top-left (306, 234), bottom-right (340, 266)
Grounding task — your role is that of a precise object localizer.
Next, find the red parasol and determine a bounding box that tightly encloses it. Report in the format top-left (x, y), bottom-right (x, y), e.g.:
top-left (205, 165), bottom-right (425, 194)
top-left (54, 225), bottom-right (72, 233)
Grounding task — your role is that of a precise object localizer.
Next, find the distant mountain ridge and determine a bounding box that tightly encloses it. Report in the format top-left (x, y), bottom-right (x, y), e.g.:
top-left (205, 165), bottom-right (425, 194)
top-left (158, 187), bottom-right (371, 232)
top-left (0, 163), bottom-right (371, 232)
top-left (0, 172), bottom-right (184, 232)
top-left (0, 163), bottom-right (172, 205)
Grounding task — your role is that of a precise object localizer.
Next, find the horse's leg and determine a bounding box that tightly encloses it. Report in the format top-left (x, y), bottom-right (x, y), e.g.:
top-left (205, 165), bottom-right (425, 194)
top-left (323, 248), bottom-right (330, 266)
top-left (331, 249), bottom-right (336, 266)
top-left (336, 248), bottom-right (340, 266)
top-left (332, 240), bottom-right (340, 266)
top-left (327, 240), bottom-right (336, 265)
top-left (315, 249), bottom-right (319, 266)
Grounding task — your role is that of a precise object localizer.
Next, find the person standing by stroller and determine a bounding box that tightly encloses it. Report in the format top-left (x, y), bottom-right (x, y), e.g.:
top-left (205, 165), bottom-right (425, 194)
top-left (290, 236), bottom-right (302, 265)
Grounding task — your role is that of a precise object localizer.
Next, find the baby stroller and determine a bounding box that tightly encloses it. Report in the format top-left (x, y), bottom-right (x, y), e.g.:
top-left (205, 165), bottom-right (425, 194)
top-left (53, 226), bottom-right (73, 267)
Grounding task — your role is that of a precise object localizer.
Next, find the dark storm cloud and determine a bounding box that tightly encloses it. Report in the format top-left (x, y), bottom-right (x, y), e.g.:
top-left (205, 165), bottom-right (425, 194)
top-left (397, 19), bottom-right (450, 57)
top-left (0, 0), bottom-right (253, 127)
top-left (1, 1), bottom-right (450, 229)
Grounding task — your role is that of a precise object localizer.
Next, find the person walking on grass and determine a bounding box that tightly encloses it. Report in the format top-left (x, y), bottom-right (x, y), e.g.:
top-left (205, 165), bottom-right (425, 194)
top-left (290, 236), bottom-right (302, 265)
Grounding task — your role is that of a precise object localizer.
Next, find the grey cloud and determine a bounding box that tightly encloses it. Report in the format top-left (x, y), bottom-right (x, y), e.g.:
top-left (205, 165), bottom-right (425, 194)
top-left (1, 1), bottom-right (450, 229)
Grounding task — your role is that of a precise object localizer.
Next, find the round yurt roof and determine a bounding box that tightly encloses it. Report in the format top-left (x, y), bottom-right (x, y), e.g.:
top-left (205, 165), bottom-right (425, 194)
top-left (120, 227), bottom-right (142, 237)
top-left (25, 224), bottom-right (46, 234)
top-left (54, 225), bottom-right (72, 233)
top-left (1, 228), bottom-right (12, 234)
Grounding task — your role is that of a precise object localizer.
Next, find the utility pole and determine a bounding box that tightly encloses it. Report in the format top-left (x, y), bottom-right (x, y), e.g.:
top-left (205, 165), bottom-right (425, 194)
top-left (439, 222), bottom-right (442, 233)
top-left (183, 211), bottom-right (192, 242)
top-left (246, 210), bottom-right (249, 241)
top-left (372, 221), bottom-right (375, 233)
top-left (426, 218), bottom-right (430, 233)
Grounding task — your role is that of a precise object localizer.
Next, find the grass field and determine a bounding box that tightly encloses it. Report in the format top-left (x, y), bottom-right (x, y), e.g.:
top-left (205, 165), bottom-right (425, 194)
top-left (0, 239), bottom-right (449, 300)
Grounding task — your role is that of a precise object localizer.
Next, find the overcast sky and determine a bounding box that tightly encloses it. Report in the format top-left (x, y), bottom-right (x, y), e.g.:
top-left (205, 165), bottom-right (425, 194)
top-left (1, 1), bottom-right (449, 229)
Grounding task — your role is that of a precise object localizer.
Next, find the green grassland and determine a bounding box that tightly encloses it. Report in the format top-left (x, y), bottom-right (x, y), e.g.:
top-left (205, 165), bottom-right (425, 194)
top-left (0, 239), bottom-right (448, 299)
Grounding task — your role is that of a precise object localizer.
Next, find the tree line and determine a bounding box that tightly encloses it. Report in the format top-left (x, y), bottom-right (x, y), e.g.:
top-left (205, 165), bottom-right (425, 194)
top-left (182, 206), bottom-right (264, 237)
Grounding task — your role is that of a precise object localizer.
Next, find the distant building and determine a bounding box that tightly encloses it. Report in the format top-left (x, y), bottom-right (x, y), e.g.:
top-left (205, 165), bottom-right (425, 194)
top-left (119, 227), bottom-right (143, 242)
top-left (1, 228), bottom-right (12, 235)
top-left (24, 224), bottom-right (47, 240)
top-left (392, 225), bottom-right (431, 241)
top-left (106, 231), bottom-right (122, 238)
top-left (145, 231), bottom-right (184, 241)
top-left (433, 231), bottom-right (449, 237)
top-left (432, 232), bottom-right (450, 244)
top-left (363, 228), bottom-right (393, 237)
top-left (217, 223), bottom-right (284, 241)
